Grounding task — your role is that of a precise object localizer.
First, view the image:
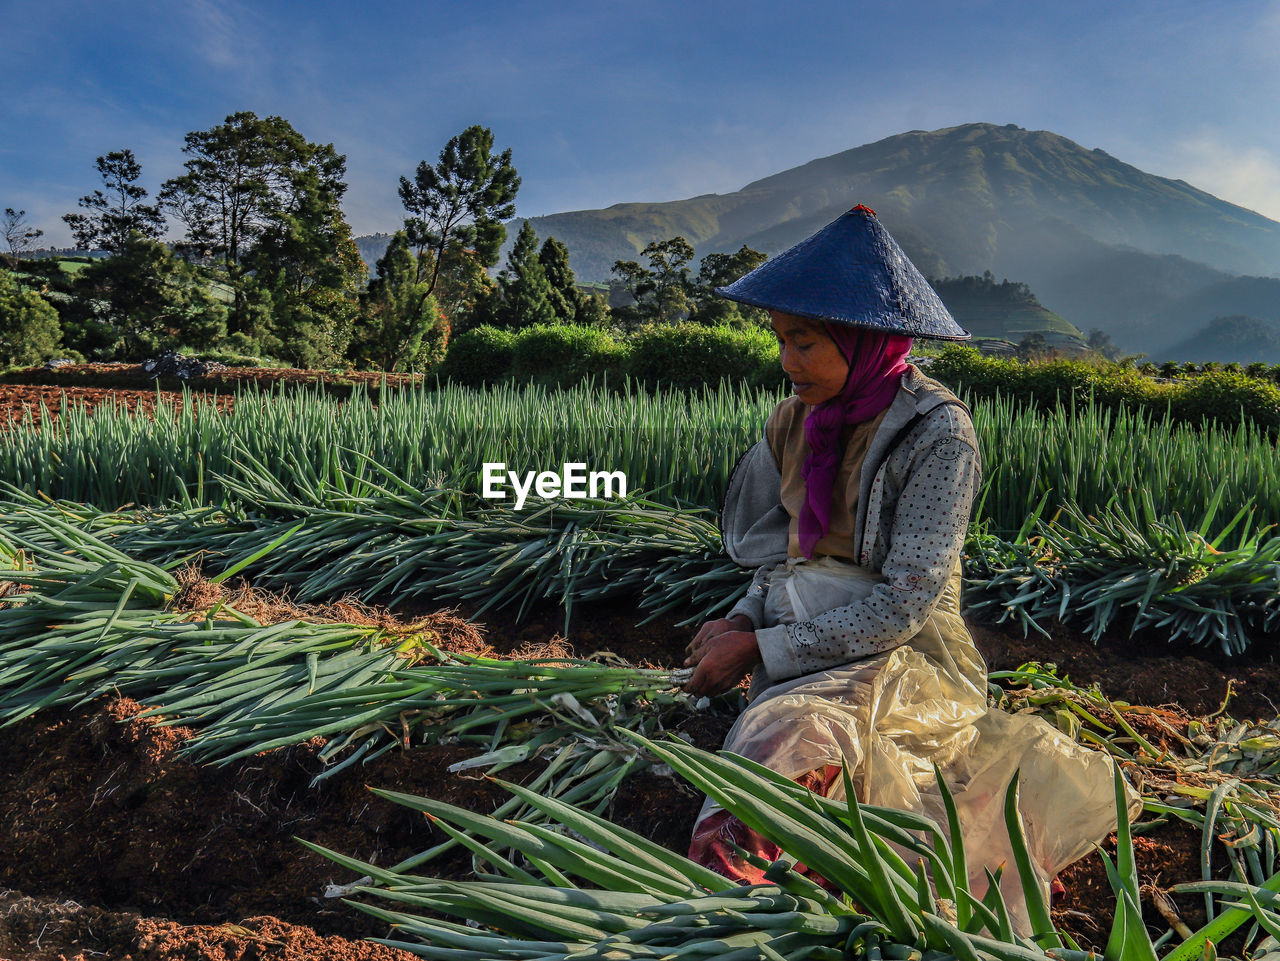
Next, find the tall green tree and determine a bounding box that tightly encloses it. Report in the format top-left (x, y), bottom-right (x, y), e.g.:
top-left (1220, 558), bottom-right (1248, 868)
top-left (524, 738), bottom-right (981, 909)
top-left (494, 221), bottom-right (556, 331)
top-left (68, 234), bottom-right (227, 361)
top-left (688, 245), bottom-right (768, 326)
top-left (246, 206), bottom-right (365, 367)
top-left (62, 149), bottom-right (164, 253)
top-left (641, 237), bottom-right (693, 325)
top-left (538, 235), bottom-right (579, 324)
top-left (352, 230), bottom-right (447, 371)
top-left (398, 125), bottom-right (520, 293)
top-left (160, 111), bottom-right (361, 359)
top-left (610, 236), bottom-right (696, 329)
top-left (0, 267), bottom-right (62, 366)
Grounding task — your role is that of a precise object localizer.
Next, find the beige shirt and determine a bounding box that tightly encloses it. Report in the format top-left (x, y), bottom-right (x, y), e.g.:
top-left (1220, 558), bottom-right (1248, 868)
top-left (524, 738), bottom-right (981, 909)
top-left (765, 395), bottom-right (889, 561)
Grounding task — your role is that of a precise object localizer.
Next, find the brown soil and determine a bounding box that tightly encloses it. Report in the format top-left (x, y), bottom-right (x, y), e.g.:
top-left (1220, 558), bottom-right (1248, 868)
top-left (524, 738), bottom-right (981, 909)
top-left (0, 595), bottom-right (1276, 960)
top-left (0, 364), bottom-right (423, 423)
top-left (0, 363), bottom-right (434, 430)
top-left (0, 384), bottom-right (236, 429)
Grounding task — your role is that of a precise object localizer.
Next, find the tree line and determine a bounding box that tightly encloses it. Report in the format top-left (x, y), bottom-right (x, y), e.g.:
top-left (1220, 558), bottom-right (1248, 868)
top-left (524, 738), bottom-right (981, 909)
top-left (1, 113), bottom-right (767, 371)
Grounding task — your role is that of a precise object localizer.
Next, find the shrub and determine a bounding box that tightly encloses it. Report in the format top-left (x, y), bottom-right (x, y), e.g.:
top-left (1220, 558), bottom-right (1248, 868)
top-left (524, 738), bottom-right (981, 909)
top-left (437, 326), bottom-right (517, 387)
top-left (625, 323), bottom-right (782, 390)
top-left (926, 345), bottom-right (1280, 434)
top-left (0, 269), bottom-right (61, 367)
top-left (509, 324), bottom-right (627, 387)
top-left (927, 346), bottom-right (1020, 397)
top-left (1172, 370), bottom-right (1280, 433)
top-left (180, 349), bottom-right (270, 368)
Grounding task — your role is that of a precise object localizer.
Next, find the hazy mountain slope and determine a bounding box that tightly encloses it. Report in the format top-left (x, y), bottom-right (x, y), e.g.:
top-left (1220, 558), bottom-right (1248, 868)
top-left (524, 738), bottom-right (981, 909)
top-left (1157, 315), bottom-right (1280, 364)
top-left (931, 275), bottom-right (1082, 344)
top-left (355, 233), bottom-right (394, 277)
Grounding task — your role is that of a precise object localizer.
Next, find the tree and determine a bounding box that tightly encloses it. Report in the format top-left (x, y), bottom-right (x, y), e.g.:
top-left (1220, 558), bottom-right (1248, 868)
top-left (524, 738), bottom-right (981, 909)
top-left (430, 245), bottom-right (500, 336)
top-left (3, 208), bottom-right (43, 268)
top-left (538, 236), bottom-right (580, 324)
top-left (351, 230), bottom-right (448, 371)
top-left (609, 259), bottom-right (649, 331)
top-left (574, 288), bottom-right (610, 328)
top-left (1015, 331), bottom-right (1050, 362)
top-left (609, 236), bottom-right (695, 329)
top-left (688, 245), bottom-right (768, 326)
top-left (398, 125), bottom-right (520, 294)
top-left (493, 220), bottom-right (556, 330)
top-left (641, 237), bottom-right (694, 325)
top-left (160, 112), bottom-right (362, 359)
top-left (62, 150), bottom-right (164, 253)
top-left (246, 203), bottom-right (365, 367)
top-left (0, 267), bottom-right (62, 366)
top-left (68, 234), bottom-right (226, 361)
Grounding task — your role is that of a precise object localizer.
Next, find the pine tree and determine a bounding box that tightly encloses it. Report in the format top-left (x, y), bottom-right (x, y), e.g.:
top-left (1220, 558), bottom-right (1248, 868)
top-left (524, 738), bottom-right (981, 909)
top-left (68, 235), bottom-right (227, 361)
top-left (495, 221), bottom-right (556, 330)
top-left (398, 125), bottom-right (520, 292)
top-left (62, 149), bottom-right (164, 254)
top-left (538, 236), bottom-right (579, 323)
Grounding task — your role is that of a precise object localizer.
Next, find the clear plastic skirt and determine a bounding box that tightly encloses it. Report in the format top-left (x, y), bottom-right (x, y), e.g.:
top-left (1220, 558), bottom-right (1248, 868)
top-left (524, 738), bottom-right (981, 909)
top-left (696, 557), bottom-right (1137, 933)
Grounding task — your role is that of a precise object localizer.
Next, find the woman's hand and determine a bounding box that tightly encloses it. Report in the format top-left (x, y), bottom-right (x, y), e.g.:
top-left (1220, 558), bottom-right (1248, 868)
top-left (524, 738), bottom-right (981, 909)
top-left (684, 615), bottom-right (759, 698)
top-left (685, 614), bottom-right (753, 661)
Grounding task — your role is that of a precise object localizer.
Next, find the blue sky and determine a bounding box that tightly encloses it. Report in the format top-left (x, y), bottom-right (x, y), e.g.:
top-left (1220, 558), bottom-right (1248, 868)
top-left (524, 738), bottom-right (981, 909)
top-left (6, 0), bottom-right (1280, 246)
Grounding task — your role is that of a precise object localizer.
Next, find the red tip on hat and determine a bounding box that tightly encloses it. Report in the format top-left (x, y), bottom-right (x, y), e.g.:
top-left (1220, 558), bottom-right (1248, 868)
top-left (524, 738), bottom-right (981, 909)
top-left (850, 204), bottom-right (876, 217)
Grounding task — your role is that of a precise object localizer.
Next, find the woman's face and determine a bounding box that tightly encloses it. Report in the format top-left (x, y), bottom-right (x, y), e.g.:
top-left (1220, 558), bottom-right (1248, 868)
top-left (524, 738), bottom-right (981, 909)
top-left (769, 311), bottom-right (850, 405)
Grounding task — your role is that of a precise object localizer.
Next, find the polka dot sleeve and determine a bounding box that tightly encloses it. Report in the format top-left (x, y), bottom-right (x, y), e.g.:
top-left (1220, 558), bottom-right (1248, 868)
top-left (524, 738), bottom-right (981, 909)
top-left (757, 423), bottom-right (981, 679)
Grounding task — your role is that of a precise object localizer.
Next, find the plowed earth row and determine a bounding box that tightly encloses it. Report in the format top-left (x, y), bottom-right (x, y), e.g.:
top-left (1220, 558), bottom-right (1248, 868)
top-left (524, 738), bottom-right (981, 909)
top-left (1, 599), bottom-right (1276, 960)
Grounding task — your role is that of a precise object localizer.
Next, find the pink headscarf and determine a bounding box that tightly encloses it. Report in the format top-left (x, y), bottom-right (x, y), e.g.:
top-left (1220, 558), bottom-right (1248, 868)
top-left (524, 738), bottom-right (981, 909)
top-left (798, 325), bottom-right (913, 558)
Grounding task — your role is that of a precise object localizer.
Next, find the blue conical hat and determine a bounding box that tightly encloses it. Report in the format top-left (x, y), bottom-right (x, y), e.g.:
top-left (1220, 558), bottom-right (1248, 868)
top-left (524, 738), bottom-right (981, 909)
top-left (715, 205), bottom-right (970, 341)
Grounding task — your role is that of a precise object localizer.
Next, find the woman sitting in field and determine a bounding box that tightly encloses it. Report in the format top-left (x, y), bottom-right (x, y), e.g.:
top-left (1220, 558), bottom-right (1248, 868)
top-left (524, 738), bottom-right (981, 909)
top-left (682, 205), bottom-right (1129, 929)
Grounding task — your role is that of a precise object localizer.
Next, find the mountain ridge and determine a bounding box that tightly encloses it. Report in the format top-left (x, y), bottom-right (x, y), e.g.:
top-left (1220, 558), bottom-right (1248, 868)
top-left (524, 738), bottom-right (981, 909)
top-left (498, 124), bottom-right (1280, 355)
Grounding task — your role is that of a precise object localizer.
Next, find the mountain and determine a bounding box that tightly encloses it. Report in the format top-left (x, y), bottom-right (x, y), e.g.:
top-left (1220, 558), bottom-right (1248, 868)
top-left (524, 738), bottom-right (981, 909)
top-left (1157, 315), bottom-right (1280, 364)
top-left (354, 232), bottom-right (394, 277)
top-left (511, 123), bottom-right (1280, 355)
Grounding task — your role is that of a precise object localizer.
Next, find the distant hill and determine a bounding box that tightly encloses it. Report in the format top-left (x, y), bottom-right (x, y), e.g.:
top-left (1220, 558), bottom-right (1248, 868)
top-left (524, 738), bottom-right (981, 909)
top-left (930, 273), bottom-right (1082, 345)
top-left (1151, 276), bottom-right (1280, 349)
top-left (506, 123), bottom-right (1280, 356)
top-left (354, 233), bottom-right (394, 277)
top-left (1156, 315), bottom-right (1280, 364)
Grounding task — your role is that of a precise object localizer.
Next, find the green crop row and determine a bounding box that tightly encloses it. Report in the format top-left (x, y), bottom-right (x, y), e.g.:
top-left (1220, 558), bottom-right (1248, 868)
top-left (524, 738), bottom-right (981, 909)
top-left (3, 382), bottom-right (1278, 548)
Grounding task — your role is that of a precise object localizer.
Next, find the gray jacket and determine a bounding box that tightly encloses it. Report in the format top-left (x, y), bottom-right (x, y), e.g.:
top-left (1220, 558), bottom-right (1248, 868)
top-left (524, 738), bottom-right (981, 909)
top-left (721, 366), bottom-right (982, 683)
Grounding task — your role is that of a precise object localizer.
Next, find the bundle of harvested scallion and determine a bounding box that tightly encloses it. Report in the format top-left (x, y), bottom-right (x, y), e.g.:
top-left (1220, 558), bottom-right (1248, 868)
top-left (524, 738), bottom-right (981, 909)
top-left (313, 735), bottom-right (1280, 961)
top-left (0, 503), bottom-right (711, 831)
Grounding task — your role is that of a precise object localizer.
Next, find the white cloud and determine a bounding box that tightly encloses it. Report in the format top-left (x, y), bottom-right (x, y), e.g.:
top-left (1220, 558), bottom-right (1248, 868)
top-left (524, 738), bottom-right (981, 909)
top-left (185, 0), bottom-right (250, 71)
top-left (1169, 134), bottom-right (1280, 222)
